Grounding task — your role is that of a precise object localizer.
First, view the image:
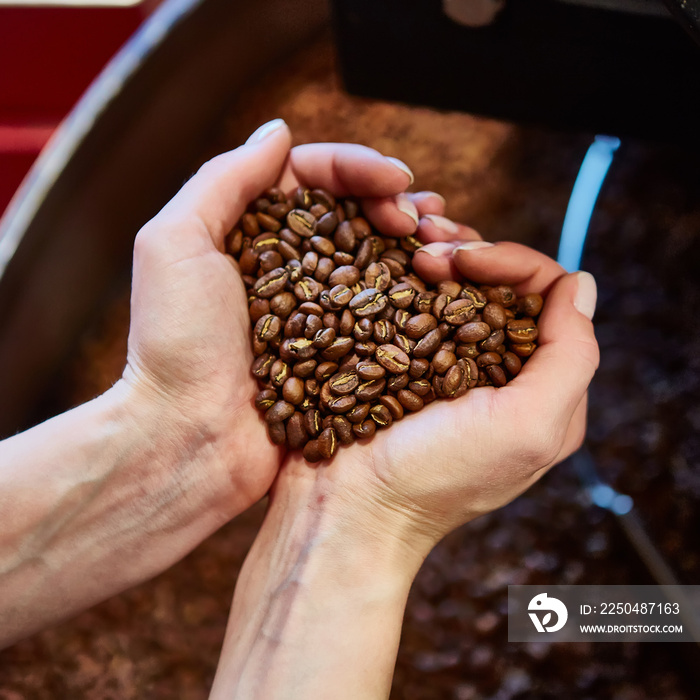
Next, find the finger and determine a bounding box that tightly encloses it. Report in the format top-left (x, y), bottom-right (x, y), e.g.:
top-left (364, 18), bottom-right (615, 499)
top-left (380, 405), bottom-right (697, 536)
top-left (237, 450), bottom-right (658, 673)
top-left (360, 194), bottom-right (419, 237)
top-left (278, 143), bottom-right (414, 197)
top-left (555, 395), bottom-right (588, 463)
top-left (416, 215), bottom-right (483, 245)
top-left (142, 120), bottom-right (292, 259)
top-left (451, 241), bottom-right (567, 296)
top-left (412, 242), bottom-right (462, 283)
top-left (505, 272), bottom-right (599, 435)
top-left (408, 191), bottom-right (446, 216)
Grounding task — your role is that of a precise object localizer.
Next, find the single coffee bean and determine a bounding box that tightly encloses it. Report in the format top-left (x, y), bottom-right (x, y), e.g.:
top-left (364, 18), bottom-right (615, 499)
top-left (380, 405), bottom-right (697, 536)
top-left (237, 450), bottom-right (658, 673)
top-left (317, 211), bottom-right (338, 237)
top-left (328, 265), bottom-right (360, 287)
top-left (444, 299), bottom-right (476, 325)
top-left (397, 389), bottom-right (424, 412)
top-left (476, 352), bottom-right (503, 367)
top-left (370, 404), bottom-right (393, 428)
top-left (387, 282), bottom-right (416, 309)
top-left (282, 376), bottom-right (305, 405)
top-left (339, 309), bottom-right (355, 336)
top-left (255, 389), bottom-right (278, 411)
top-left (317, 427), bottom-right (338, 459)
top-left (413, 291), bottom-right (436, 314)
top-left (252, 336), bottom-right (267, 357)
top-left (269, 359), bottom-right (292, 387)
top-left (312, 327), bottom-right (336, 349)
top-left (353, 419), bottom-right (376, 439)
top-left (226, 228), bottom-right (243, 256)
top-left (392, 333), bottom-right (413, 356)
top-left (413, 328), bottom-right (442, 357)
top-left (322, 312), bottom-right (340, 333)
top-left (409, 358), bottom-right (430, 379)
top-left (379, 395), bottom-right (404, 420)
top-left (287, 209), bottom-right (317, 237)
top-left (304, 408), bottom-right (322, 437)
top-left (349, 288), bottom-right (387, 317)
top-left (376, 344), bottom-right (410, 373)
top-left (455, 321), bottom-right (491, 343)
top-left (286, 412), bottom-right (308, 449)
top-left (304, 314), bottom-right (323, 339)
top-left (441, 363), bottom-right (464, 397)
top-left (405, 313), bottom-right (438, 339)
top-left (329, 284), bottom-right (353, 307)
top-left (353, 318), bottom-right (373, 341)
top-left (314, 257), bottom-right (335, 283)
top-left (503, 351), bottom-right (522, 376)
top-left (310, 235), bottom-right (336, 257)
top-left (381, 258), bottom-right (405, 279)
top-left (241, 212), bottom-right (260, 237)
top-left (485, 364), bottom-right (507, 387)
top-left (286, 259), bottom-right (303, 283)
top-left (301, 250), bottom-right (319, 276)
top-left (346, 402), bottom-right (370, 424)
top-left (328, 370), bottom-right (360, 395)
top-left (356, 360), bottom-right (386, 381)
top-left (294, 276), bottom-right (321, 302)
top-left (438, 280), bottom-right (462, 297)
top-left (315, 361), bottom-right (338, 382)
top-left (510, 342), bottom-right (537, 357)
top-left (280, 227), bottom-right (302, 248)
top-left (253, 267), bottom-right (288, 298)
top-left (387, 373), bottom-right (409, 392)
top-left (268, 421), bottom-right (287, 446)
top-left (321, 336), bottom-right (354, 361)
top-left (482, 302), bottom-right (507, 330)
top-left (327, 394), bottom-right (356, 414)
top-left (479, 329), bottom-right (505, 352)
top-left (259, 249), bottom-right (284, 272)
top-left (249, 297), bottom-right (271, 323)
top-left (265, 400), bottom-right (295, 423)
top-left (252, 353), bottom-right (273, 379)
top-left (518, 292), bottom-right (544, 317)
top-left (334, 221), bottom-right (356, 253)
top-left (305, 378), bottom-right (320, 396)
top-left (355, 341), bottom-right (377, 356)
top-left (303, 439), bottom-right (323, 463)
top-left (432, 349), bottom-right (457, 374)
top-left (270, 292), bottom-right (296, 319)
top-left (394, 309), bottom-right (411, 332)
top-left (485, 285), bottom-right (517, 307)
top-left (331, 415), bottom-right (354, 445)
top-left (373, 319), bottom-right (396, 344)
top-left (355, 378), bottom-right (386, 402)
top-left (506, 318), bottom-right (539, 343)
top-left (432, 293), bottom-right (452, 319)
top-left (365, 261), bottom-right (392, 292)
top-left (280, 337), bottom-right (317, 361)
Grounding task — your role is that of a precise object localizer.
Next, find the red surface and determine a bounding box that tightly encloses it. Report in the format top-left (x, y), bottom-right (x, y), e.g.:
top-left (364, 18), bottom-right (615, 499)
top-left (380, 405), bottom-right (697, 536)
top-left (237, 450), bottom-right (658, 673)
top-left (0, 3), bottom-right (159, 221)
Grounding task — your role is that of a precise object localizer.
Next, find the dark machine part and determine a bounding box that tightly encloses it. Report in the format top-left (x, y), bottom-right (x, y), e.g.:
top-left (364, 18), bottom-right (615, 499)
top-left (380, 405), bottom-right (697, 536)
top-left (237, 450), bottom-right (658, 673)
top-left (331, 0), bottom-right (700, 142)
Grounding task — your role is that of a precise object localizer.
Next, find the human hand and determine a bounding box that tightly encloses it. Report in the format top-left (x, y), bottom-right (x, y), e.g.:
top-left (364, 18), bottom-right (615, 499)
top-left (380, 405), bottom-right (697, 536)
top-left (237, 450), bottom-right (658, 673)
top-left (273, 221), bottom-right (599, 568)
top-left (119, 119), bottom-right (443, 521)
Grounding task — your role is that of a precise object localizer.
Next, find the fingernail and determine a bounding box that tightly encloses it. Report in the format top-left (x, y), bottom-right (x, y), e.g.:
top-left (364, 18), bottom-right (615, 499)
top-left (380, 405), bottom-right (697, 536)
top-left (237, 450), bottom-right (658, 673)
top-left (453, 241), bottom-right (494, 252)
top-left (386, 157), bottom-right (415, 185)
top-left (423, 214), bottom-right (459, 234)
top-left (246, 118), bottom-right (286, 144)
top-left (574, 271), bottom-right (597, 320)
top-left (395, 193), bottom-right (419, 226)
top-left (414, 242), bottom-right (457, 258)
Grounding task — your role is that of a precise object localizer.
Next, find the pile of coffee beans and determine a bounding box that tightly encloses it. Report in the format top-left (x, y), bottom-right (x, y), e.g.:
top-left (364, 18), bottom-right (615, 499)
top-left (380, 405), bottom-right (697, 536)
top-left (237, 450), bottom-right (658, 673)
top-left (225, 187), bottom-right (542, 462)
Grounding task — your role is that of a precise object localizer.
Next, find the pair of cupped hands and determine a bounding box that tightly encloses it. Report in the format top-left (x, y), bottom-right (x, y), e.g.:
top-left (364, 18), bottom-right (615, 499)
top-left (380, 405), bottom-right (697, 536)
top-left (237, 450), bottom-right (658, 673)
top-left (122, 119), bottom-right (599, 570)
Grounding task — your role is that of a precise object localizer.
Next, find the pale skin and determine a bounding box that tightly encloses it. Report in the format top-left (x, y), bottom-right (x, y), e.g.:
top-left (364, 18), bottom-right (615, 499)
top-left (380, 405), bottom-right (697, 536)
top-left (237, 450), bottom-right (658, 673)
top-left (0, 120), bottom-right (599, 699)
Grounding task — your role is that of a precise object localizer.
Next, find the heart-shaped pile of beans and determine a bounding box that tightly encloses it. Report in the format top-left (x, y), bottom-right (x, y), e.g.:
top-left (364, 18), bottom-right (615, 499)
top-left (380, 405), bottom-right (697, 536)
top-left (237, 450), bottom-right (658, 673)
top-left (225, 187), bottom-right (542, 463)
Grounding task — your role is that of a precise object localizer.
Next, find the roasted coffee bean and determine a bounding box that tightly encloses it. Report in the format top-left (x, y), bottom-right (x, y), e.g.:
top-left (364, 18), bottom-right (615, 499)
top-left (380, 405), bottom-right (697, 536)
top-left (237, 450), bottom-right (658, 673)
top-left (376, 344), bottom-right (410, 373)
top-left (365, 261), bottom-right (392, 291)
top-left (278, 240), bottom-right (300, 262)
top-left (444, 299), bottom-right (476, 325)
top-left (327, 394), bottom-right (356, 414)
top-left (356, 360), bottom-right (386, 381)
top-left (328, 370), bottom-right (359, 395)
top-left (392, 333), bottom-right (413, 356)
top-left (321, 337), bottom-right (354, 361)
top-left (355, 341), bottom-right (377, 356)
top-left (280, 227), bottom-right (302, 248)
top-left (503, 351), bottom-right (522, 376)
top-left (293, 359), bottom-right (317, 378)
top-left (405, 313), bottom-right (438, 339)
top-left (286, 259), bottom-right (303, 283)
top-left (334, 221), bottom-right (356, 253)
top-left (486, 364), bottom-right (507, 387)
top-left (506, 318), bottom-right (539, 343)
top-left (480, 329), bottom-right (505, 352)
top-left (317, 427), bottom-right (338, 459)
top-left (346, 402), bottom-right (370, 424)
top-left (482, 302), bottom-right (507, 330)
top-left (510, 342), bottom-right (537, 357)
top-left (438, 280), bottom-right (462, 298)
top-left (485, 285), bottom-right (517, 307)
top-left (286, 412), bottom-right (308, 449)
top-left (353, 419), bottom-right (376, 439)
top-left (373, 319), bottom-right (395, 344)
top-left (413, 291), bottom-right (436, 314)
top-left (315, 361), bottom-right (338, 382)
top-left (270, 359), bottom-right (292, 387)
top-left (282, 377), bottom-right (305, 405)
top-left (310, 235), bottom-right (335, 257)
top-left (348, 288), bottom-right (386, 317)
top-left (304, 408), bottom-right (322, 437)
top-left (314, 257), bottom-right (335, 283)
top-left (253, 267), bottom-right (288, 298)
top-left (432, 293), bottom-right (451, 319)
top-left (226, 228), bottom-right (243, 256)
top-left (259, 249), bottom-right (284, 272)
top-left (301, 250), bottom-right (319, 276)
top-left (280, 337), bottom-right (316, 361)
top-left (394, 309), bottom-right (411, 332)
top-left (287, 209), bottom-right (317, 237)
top-left (331, 415), bottom-right (354, 445)
top-left (265, 400), bottom-right (295, 423)
top-left (387, 373), bottom-right (409, 392)
top-left (305, 378), bottom-right (320, 396)
top-left (328, 265), bottom-right (360, 287)
top-left (304, 314), bottom-right (323, 339)
top-left (312, 327), bottom-right (336, 349)
top-left (455, 321), bottom-right (491, 343)
top-left (294, 276), bottom-right (321, 302)
top-left (249, 297), bottom-right (271, 323)
top-left (518, 292), bottom-right (544, 317)
top-left (340, 309), bottom-right (355, 336)
top-left (268, 421), bottom-right (287, 446)
top-left (355, 378), bottom-right (386, 402)
top-left (329, 284), bottom-right (353, 307)
top-left (252, 337), bottom-right (267, 357)
top-left (270, 292), bottom-right (296, 319)
top-left (303, 439), bottom-right (323, 463)
top-left (370, 404), bottom-right (393, 428)
top-left (432, 349), bottom-right (457, 374)
top-left (353, 318), bottom-right (373, 342)
top-left (397, 389), bottom-right (424, 412)
top-left (380, 395), bottom-right (404, 420)
top-left (413, 328), bottom-right (442, 358)
top-left (409, 358), bottom-right (430, 379)
top-left (255, 389), bottom-right (278, 411)
top-left (477, 352), bottom-right (503, 367)
top-left (317, 210), bottom-right (338, 236)
top-left (241, 212), bottom-right (260, 237)
top-left (252, 353), bottom-right (273, 379)
top-left (387, 282), bottom-right (415, 309)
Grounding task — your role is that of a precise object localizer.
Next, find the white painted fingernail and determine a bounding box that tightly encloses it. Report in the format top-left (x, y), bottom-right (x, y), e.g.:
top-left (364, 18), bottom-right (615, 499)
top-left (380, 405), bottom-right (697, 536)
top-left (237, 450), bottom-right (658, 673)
top-left (414, 242), bottom-right (456, 257)
top-left (423, 214), bottom-right (459, 234)
top-left (246, 118), bottom-right (286, 144)
top-left (453, 241), bottom-right (494, 252)
top-left (574, 271), bottom-right (597, 320)
top-left (395, 194), bottom-right (419, 226)
top-left (386, 157), bottom-right (415, 185)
